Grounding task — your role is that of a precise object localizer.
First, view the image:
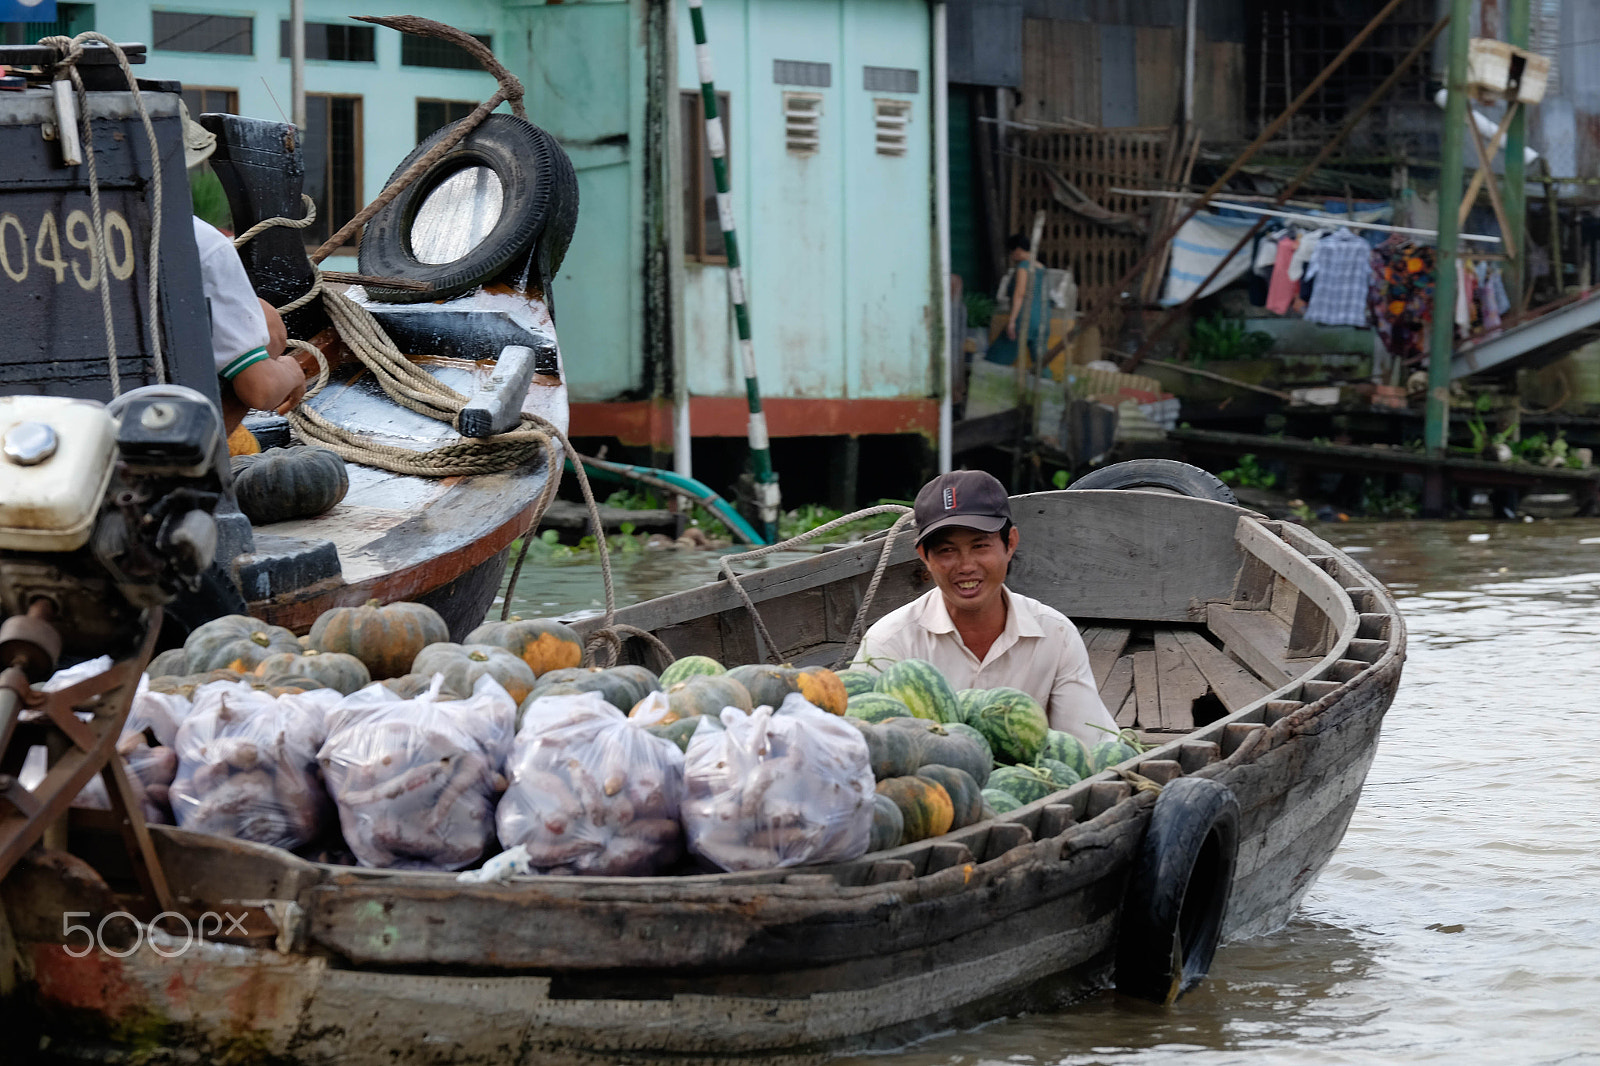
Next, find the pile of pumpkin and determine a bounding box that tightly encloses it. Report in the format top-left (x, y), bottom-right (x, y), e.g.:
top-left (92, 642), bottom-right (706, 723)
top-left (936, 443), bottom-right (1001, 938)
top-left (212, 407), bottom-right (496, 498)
top-left (144, 599), bottom-right (1141, 865)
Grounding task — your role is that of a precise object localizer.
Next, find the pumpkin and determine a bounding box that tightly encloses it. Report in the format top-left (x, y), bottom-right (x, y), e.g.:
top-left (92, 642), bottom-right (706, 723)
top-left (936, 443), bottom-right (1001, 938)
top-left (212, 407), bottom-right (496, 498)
top-left (608, 665), bottom-right (663, 707)
top-left (647, 714), bottom-right (724, 753)
top-left (411, 643), bottom-right (536, 704)
top-left (875, 776), bottom-right (954, 844)
top-left (226, 422), bottom-right (261, 457)
top-left (883, 717), bottom-right (993, 788)
top-left (525, 665), bottom-right (655, 712)
top-left (381, 673), bottom-right (465, 700)
top-left (794, 667), bottom-right (848, 716)
top-left (309, 599), bottom-right (449, 680)
top-left (146, 648), bottom-right (189, 678)
top-left (666, 674), bottom-right (752, 720)
top-left (256, 675), bottom-right (327, 696)
top-left (184, 615), bottom-right (301, 673)
top-left (726, 664), bottom-right (847, 714)
top-left (253, 650), bottom-right (371, 694)
top-left (658, 654), bottom-right (727, 688)
top-left (147, 668), bottom-right (245, 698)
top-left (916, 765), bottom-right (984, 829)
top-left (844, 719), bottom-right (921, 780)
top-left (464, 618), bottom-right (583, 677)
top-left (230, 446), bottom-right (349, 525)
top-left (868, 791), bottom-right (906, 851)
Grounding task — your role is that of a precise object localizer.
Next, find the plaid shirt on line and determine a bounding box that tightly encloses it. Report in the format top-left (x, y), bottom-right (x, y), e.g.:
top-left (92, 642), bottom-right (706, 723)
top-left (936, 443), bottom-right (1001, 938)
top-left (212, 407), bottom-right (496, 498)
top-left (1303, 229), bottom-right (1373, 327)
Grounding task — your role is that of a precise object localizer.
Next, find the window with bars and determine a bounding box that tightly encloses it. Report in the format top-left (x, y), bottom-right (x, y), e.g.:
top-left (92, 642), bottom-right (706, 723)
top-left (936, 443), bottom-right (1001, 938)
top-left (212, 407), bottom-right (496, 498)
top-left (1244, 0), bottom-right (1434, 132)
top-left (864, 66), bottom-right (918, 94)
top-left (152, 12), bottom-right (253, 56)
top-left (873, 98), bottom-right (910, 156)
top-left (279, 21), bottom-right (376, 62)
top-left (180, 86), bottom-right (238, 117)
top-left (681, 90), bottom-right (731, 263)
top-left (403, 34), bottom-right (493, 70)
top-left (416, 100), bottom-right (477, 143)
top-left (302, 94), bottom-right (363, 250)
top-left (784, 92), bottom-right (822, 154)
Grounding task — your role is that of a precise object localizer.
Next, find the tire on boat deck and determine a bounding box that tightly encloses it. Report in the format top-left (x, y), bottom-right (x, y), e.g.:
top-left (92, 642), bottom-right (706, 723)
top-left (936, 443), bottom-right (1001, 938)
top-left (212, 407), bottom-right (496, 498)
top-left (1068, 459), bottom-right (1237, 505)
top-left (1114, 776), bottom-right (1240, 1004)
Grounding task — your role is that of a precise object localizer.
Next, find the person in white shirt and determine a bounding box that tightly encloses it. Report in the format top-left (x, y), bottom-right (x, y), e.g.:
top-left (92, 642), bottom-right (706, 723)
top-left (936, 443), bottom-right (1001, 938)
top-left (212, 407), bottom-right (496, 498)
top-left (853, 470), bottom-right (1118, 747)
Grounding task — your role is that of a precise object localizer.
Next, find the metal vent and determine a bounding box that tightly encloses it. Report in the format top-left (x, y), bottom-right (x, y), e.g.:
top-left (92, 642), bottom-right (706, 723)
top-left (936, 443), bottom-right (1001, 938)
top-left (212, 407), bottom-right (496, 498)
top-left (774, 60), bottom-right (831, 88)
top-left (863, 66), bottom-right (918, 94)
top-left (784, 92), bottom-right (823, 154)
top-left (873, 99), bottom-right (910, 156)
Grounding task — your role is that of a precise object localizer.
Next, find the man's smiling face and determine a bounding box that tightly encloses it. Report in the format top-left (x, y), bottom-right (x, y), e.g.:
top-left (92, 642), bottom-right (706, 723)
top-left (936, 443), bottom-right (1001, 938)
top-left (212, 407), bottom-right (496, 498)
top-left (917, 524), bottom-right (1019, 618)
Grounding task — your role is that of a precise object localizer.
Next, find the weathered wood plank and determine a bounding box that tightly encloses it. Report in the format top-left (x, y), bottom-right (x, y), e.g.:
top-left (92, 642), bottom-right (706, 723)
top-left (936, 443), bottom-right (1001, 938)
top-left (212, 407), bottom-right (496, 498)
top-left (1131, 649), bottom-right (1160, 729)
top-left (1206, 604), bottom-right (1305, 687)
top-left (1099, 654), bottom-right (1135, 713)
top-left (1170, 628), bottom-right (1270, 712)
top-left (1151, 630), bottom-right (1204, 730)
top-left (1081, 625), bottom-right (1132, 689)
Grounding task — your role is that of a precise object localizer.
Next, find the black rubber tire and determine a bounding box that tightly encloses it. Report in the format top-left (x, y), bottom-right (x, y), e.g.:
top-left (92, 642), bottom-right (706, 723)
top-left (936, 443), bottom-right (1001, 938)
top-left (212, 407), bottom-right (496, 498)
top-left (359, 114), bottom-right (579, 304)
top-left (1114, 776), bottom-right (1240, 1004)
top-left (1068, 459), bottom-right (1237, 505)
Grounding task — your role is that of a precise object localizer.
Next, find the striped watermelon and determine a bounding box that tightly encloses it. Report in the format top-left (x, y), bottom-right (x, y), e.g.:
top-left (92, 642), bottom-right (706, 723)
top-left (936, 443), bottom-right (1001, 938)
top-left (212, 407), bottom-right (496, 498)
top-left (966, 687), bottom-right (1049, 765)
top-left (874, 659), bottom-right (959, 723)
top-left (1090, 737), bottom-right (1139, 772)
top-left (658, 655), bottom-right (726, 688)
top-left (953, 687), bottom-right (989, 727)
top-left (986, 764), bottom-right (1057, 805)
top-left (981, 788), bottom-right (1022, 815)
top-left (1037, 730), bottom-right (1092, 780)
top-left (846, 692), bottom-right (913, 723)
top-left (1035, 758), bottom-right (1082, 789)
top-left (837, 669), bottom-right (879, 697)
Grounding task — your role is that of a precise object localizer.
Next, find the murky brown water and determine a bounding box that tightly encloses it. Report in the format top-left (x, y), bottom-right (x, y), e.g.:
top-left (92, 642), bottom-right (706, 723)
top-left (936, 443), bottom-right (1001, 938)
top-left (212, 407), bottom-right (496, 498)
top-left (513, 518), bottom-right (1600, 1065)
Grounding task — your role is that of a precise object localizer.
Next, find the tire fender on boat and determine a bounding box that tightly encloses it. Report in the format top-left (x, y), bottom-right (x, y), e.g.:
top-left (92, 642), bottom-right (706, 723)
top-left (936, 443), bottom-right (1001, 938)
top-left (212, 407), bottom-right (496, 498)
top-left (1067, 459), bottom-right (1237, 505)
top-left (359, 113), bottom-right (579, 304)
top-left (1114, 775), bottom-right (1240, 1004)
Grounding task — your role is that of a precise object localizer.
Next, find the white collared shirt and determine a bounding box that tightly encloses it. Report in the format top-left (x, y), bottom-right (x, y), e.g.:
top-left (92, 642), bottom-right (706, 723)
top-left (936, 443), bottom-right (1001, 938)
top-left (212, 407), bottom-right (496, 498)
top-left (852, 587), bottom-right (1118, 748)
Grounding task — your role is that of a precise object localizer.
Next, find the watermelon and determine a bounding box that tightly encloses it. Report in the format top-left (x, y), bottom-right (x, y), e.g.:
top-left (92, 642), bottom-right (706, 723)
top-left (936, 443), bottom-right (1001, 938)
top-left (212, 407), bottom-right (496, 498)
top-left (966, 687), bottom-right (1049, 765)
top-left (986, 765), bottom-right (1058, 806)
top-left (954, 687), bottom-right (989, 727)
top-left (1090, 737), bottom-right (1139, 772)
top-left (1037, 730), bottom-right (1092, 780)
top-left (837, 669), bottom-right (879, 697)
top-left (847, 692), bottom-right (913, 723)
top-left (1035, 758), bottom-right (1082, 789)
top-left (659, 655), bottom-right (726, 688)
top-left (874, 659), bottom-right (959, 723)
top-left (982, 788), bottom-right (1023, 815)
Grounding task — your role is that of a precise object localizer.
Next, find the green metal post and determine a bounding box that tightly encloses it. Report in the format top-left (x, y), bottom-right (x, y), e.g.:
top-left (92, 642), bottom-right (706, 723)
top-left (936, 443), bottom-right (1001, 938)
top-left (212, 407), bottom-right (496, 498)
top-left (1426, 0), bottom-right (1473, 484)
top-left (687, 0), bottom-right (780, 543)
top-left (1504, 0), bottom-right (1530, 300)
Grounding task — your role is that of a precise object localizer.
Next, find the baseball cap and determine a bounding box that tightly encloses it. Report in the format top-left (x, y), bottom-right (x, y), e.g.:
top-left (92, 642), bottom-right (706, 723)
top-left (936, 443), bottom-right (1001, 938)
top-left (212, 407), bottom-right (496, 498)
top-left (913, 470), bottom-right (1012, 546)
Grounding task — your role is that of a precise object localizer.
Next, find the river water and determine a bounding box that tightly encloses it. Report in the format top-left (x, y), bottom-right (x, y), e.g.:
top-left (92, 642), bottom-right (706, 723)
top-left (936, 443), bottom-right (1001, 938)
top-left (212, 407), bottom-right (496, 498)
top-left (512, 518), bottom-right (1600, 1065)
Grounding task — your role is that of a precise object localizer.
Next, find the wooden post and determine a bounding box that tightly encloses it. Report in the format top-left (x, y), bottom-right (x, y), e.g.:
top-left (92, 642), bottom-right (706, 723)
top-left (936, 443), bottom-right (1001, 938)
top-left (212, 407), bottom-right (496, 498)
top-left (1504, 0), bottom-right (1530, 299)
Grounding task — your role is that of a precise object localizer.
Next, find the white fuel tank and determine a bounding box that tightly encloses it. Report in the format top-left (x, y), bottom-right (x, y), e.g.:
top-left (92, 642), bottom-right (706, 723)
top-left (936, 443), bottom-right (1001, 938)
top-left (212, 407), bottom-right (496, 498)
top-left (0, 395), bottom-right (117, 552)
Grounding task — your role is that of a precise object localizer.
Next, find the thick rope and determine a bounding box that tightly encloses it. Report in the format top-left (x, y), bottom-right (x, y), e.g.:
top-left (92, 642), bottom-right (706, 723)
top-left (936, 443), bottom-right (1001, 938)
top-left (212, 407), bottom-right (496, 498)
top-left (40, 33), bottom-right (167, 393)
top-left (713, 505), bottom-right (914, 665)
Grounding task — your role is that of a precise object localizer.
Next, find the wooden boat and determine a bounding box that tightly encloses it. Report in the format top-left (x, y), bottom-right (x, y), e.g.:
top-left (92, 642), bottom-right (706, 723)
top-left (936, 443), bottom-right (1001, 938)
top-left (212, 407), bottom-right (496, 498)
top-left (0, 486), bottom-right (1406, 1064)
top-left (0, 38), bottom-right (570, 643)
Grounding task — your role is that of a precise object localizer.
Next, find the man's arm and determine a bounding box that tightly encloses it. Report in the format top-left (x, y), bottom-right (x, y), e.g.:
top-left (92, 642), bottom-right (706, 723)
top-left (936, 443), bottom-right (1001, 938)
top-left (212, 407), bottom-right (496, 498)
top-left (1045, 624), bottom-right (1119, 747)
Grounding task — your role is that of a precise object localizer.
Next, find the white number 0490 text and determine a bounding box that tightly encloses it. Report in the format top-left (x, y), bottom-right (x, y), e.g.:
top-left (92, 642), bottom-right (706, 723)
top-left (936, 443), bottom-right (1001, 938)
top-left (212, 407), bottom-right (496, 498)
top-left (0, 208), bottom-right (137, 290)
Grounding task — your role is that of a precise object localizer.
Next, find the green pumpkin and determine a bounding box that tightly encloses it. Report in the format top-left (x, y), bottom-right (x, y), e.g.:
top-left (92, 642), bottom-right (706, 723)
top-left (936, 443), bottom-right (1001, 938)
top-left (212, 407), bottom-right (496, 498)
top-left (844, 718), bottom-right (922, 780)
top-left (526, 665), bottom-right (658, 712)
top-left (875, 776), bottom-right (954, 844)
top-left (411, 643), bottom-right (537, 704)
top-left (146, 648), bottom-right (189, 678)
top-left (230, 446), bottom-right (349, 525)
top-left (916, 764), bottom-right (984, 829)
top-left (658, 655), bottom-right (727, 688)
top-left (883, 717), bottom-right (993, 788)
top-left (665, 674), bottom-right (752, 720)
top-left (465, 618), bottom-right (584, 677)
top-left (647, 714), bottom-right (724, 753)
top-left (868, 791), bottom-right (906, 852)
top-left (253, 649), bottom-right (372, 695)
top-left (184, 615), bottom-right (301, 673)
top-left (381, 673), bottom-right (465, 700)
top-left (309, 599), bottom-right (449, 680)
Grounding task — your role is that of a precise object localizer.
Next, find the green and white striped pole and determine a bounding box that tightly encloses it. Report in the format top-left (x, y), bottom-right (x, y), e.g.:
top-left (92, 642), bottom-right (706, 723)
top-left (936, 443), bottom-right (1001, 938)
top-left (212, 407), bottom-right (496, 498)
top-left (688, 0), bottom-right (780, 544)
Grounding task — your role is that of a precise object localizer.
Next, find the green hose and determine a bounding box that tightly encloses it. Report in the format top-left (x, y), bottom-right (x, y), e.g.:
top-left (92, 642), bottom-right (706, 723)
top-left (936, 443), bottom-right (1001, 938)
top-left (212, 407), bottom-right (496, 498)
top-left (564, 456), bottom-right (766, 546)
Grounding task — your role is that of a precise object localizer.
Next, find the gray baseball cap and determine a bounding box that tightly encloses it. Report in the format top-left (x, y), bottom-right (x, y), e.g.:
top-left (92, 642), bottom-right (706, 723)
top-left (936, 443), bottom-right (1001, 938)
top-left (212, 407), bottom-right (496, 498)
top-left (913, 470), bottom-right (1011, 546)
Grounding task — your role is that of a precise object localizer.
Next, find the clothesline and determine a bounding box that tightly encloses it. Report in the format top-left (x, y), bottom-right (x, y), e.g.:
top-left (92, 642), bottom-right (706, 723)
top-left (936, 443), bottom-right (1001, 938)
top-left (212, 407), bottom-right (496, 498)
top-left (1109, 187), bottom-right (1503, 244)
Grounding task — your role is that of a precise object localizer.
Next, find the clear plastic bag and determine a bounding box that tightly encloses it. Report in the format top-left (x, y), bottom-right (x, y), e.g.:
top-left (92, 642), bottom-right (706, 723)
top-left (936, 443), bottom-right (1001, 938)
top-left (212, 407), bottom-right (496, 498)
top-left (319, 675), bottom-right (515, 870)
top-left (682, 693), bottom-right (875, 872)
top-left (169, 681), bottom-right (330, 850)
top-left (495, 691), bottom-right (685, 876)
top-left (129, 675), bottom-right (191, 749)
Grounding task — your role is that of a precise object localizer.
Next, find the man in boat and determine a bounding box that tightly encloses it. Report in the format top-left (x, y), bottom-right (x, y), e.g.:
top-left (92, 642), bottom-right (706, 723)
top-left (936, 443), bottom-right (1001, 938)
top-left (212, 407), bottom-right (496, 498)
top-left (183, 107), bottom-right (305, 430)
top-left (853, 470), bottom-right (1118, 747)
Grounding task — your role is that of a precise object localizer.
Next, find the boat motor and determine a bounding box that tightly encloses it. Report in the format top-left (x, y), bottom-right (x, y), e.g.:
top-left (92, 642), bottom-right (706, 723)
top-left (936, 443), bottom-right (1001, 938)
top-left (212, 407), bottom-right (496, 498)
top-left (0, 387), bottom-right (230, 674)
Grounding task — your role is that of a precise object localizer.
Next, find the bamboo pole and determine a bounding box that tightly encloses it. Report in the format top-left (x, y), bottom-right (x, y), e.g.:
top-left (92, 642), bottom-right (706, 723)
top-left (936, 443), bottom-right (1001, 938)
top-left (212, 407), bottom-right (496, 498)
top-left (687, 0), bottom-right (780, 543)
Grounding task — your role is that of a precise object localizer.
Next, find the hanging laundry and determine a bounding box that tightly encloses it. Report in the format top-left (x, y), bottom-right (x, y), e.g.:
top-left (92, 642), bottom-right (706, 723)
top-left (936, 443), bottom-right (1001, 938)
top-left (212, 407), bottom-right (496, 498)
top-left (1368, 236), bottom-right (1435, 365)
top-left (1455, 260), bottom-right (1472, 335)
top-left (1476, 262), bottom-right (1502, 333)
top-left (1248, 229), bottom-right (1280, 307)
top-left (1266, 235), bottom-right (1300, 315)
top-left (1488, 266), bottom-right (1511, 315)
top-left (1288, 229), bottom-right (1322, 282)
top-left (1303, 229), bottom-right (1372, 327)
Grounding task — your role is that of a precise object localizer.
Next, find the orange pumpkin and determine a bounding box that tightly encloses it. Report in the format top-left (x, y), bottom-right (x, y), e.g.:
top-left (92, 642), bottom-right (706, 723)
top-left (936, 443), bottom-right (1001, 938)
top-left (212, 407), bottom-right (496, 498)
top-left (875, 776), bottom-right (955, 843)
top-left (309, 599), bottom-right (449, 680)
top-left (465, 618), bottom-right (584, 677)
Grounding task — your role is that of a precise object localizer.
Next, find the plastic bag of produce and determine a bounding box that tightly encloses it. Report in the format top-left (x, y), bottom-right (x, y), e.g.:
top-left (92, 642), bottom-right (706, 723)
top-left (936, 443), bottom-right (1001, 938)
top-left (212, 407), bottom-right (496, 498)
top-left (170, 682), bottom-right (331, 849)
top-left (129, 675), bottom-right (191, 748)
top-left (496, 691), bottom-right (685, 876)
top-left (71, 729), bottom-right (180, 824)
top-left (319, 675), bottom-right (515, 870)
top-left (682, 693), bottom-right (874, 871)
